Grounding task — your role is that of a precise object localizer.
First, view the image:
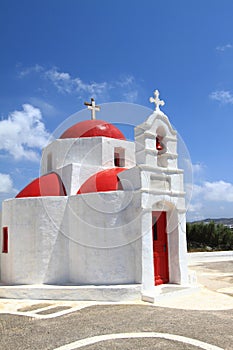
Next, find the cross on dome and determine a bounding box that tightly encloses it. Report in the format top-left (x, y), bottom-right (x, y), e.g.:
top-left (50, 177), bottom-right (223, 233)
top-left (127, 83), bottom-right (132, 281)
top-left (84, 98), bottom-right (100, 120)
top-left (149, 89), bottom-right (165, 112)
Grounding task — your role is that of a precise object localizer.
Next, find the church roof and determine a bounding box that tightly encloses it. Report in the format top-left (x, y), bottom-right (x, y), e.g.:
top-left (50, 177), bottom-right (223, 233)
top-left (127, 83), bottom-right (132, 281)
top-left (77, 168), bottom-right (126, 194)
top-left (16, 172), bottom-right (67, 198)
top-left (59, 119), bottom-right (126, 140)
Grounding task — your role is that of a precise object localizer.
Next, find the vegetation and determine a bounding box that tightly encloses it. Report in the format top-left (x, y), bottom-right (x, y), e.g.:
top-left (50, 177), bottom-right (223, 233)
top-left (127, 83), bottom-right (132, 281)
top-left (186, 221), bottom-right (233, 252)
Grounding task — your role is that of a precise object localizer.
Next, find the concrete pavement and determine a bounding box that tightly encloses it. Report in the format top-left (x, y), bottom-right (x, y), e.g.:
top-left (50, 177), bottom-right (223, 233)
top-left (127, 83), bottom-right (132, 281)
top-left (154, 255), bottom-right (233, 310)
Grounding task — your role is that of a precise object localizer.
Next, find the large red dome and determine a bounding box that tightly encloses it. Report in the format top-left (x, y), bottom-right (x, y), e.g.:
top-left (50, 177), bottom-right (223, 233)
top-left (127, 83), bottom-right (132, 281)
top-left (16, 172), bottom-right (67, 198)
top-left (77, 168), bottom-right (126, 194)
top-left (60, 120), bottom-right (126, 140)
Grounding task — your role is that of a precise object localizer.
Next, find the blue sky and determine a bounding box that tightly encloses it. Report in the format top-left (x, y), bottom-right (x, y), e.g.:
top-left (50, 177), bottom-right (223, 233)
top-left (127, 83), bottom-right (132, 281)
top-left (1, 0), bottom-right (233, 220)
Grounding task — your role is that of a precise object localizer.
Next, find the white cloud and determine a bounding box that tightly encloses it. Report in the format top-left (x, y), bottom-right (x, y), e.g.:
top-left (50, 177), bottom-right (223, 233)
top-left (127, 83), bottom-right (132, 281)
top-left (203, 180), bottom-right (233, 202)
top-left (43, 67), bottom-right (137, 101)
top-left (44, 68), bottom-right (73, 94)
top-left (190, 183), bottom-right (203, 198)
top-left (116, 76), bottom-right (139, 102)
top-left (115, 75), bottom-right (134, 88)
top-left (187, 202), bottom-right (203, 213)
top-left (0, 173), bottom-right (14, 193)
top-left (216, 44), bottom-right (233, 52)
top-left (19, 65), bottom-right (139, 102)
top-left (209, 90), bottom-right (233, 104)
top-left (123, 90), bottom-right (138, 103)
top-left (18, 64), bottom-right (44, 78)
top-left (0, 104), bottom-right (50, 161)
top-left (29, 97), bottom-right (57, 117)
top-left (191, 180), bottom-right (233, 202)
top-left (0, 173), bottom-right (17, 206)
top-left (192, 163), bottom-right (205, 174)
top-left (187, 180), bottom-right (233, 221)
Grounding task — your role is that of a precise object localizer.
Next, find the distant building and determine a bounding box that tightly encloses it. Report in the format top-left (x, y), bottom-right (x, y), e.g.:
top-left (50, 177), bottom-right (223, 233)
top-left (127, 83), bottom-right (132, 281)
top-left (224, 224), bottom-right (233, 230)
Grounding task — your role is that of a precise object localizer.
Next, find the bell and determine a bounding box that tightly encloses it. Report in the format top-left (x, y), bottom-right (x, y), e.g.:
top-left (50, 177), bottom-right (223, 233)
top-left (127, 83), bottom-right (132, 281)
top-left (156, 137), bottom-right (163, 151)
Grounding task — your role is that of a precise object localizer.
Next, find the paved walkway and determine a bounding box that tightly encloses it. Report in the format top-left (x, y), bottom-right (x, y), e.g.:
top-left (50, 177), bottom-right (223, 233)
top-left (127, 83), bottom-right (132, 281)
top-left (155, 258), bottom-right (233, 310)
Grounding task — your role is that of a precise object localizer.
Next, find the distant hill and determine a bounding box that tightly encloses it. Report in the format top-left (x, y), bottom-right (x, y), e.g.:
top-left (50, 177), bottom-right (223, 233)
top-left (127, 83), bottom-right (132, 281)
top-left (191, 218), bottom-right (233, 225)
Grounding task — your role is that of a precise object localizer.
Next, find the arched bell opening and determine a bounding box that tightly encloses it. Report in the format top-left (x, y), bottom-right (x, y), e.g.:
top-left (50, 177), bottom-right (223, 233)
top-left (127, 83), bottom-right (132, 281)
top-left (156, 126), bottom-right (167, 167)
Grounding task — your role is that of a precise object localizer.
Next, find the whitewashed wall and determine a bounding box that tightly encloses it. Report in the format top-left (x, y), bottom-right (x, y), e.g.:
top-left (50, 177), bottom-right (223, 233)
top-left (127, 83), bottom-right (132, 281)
top-left (41, 137), bottom-right (136, 195)
top-left (67, 191), bottom-right (142, 285)
top-left (1, 197), bottom-right (68, 284)
top-left (1, 191), bottom-right (149, 287)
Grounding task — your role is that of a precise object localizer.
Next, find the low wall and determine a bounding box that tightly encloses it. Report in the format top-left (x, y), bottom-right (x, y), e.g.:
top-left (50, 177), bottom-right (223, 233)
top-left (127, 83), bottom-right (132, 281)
top-left (188, 251), bottom-right (233, 265)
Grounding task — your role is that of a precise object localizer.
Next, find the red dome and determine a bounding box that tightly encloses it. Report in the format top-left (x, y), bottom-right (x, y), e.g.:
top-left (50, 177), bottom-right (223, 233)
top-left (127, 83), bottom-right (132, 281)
top-left (60, 120), bottom-right (126, 140)
top-left (77, 168), bottom-right (127, 194)
top-left (16, 172), bottom-right (67, 198)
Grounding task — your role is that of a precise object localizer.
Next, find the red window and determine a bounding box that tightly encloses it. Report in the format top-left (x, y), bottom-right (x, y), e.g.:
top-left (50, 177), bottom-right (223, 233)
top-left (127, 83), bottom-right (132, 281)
top-left (2, 227), bottom-right (8, 253)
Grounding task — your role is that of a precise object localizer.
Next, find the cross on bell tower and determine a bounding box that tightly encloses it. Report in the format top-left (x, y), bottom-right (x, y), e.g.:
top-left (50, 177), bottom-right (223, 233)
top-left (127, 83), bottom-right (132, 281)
top-left (84, 98), bottom-right (100, 120)
top-left (149, 89), bottom-right (165, 112)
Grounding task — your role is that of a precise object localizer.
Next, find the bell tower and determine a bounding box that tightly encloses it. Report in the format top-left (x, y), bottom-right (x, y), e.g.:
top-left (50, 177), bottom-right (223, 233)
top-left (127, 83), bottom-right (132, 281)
top-left (135, 89), bottom-right (178, 170)
top-left (119, 89), bottom-right (188, 291)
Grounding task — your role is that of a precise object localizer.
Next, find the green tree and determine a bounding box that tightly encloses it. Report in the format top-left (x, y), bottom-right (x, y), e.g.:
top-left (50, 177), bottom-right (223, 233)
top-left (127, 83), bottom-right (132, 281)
top-left (186, 221), bottom-right (233, 251)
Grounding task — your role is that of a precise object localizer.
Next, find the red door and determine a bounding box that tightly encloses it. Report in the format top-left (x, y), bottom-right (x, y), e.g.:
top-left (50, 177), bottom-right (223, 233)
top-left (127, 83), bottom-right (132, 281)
top-left (152, 211), bottom-right (169, 285)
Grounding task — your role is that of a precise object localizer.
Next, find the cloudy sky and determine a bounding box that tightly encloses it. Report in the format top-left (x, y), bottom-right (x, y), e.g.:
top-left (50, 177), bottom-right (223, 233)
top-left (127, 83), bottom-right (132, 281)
top-left (1, 0), bottom-right (233, 221)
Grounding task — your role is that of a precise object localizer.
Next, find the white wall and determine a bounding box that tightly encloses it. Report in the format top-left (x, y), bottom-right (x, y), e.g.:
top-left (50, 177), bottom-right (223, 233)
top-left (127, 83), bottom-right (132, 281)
top-left (56, 163), bottom-right (104, 195)
top-left (41, 137), bottom-right (135, 174)
top-left (41, 137), bottom-right (135, 196)
top-left (1, 197), bottom-right (68, 284)
top-left (41, 138), bottom-right (104, 173)
top-left (140, 210), bottom-right (155, 291)
top-left (66, 191), bottom-right (142, 285)
top-left (0, 191), bottom-right (145, 287)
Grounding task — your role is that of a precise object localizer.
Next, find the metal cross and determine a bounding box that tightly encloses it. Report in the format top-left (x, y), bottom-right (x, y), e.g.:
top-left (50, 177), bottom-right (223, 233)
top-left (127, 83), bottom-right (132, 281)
top-left (149, 90), bottom-right (165, 112)
top-left (84, 98), bottom-right (100, 120)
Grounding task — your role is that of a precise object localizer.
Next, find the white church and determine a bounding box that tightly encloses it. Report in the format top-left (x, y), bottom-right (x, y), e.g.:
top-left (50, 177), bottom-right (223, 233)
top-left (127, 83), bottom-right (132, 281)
top-left (0, 91), bottom-right (191, 302)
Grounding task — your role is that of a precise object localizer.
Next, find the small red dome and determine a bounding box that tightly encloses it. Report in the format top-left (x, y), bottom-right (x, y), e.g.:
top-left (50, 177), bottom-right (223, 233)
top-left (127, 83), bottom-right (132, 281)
top-left (77, 168), bottom-right (127, 194)
top-left (16, 172), bottom-right (67, 198)
top-left (60, 120), bottom-right (126, 140)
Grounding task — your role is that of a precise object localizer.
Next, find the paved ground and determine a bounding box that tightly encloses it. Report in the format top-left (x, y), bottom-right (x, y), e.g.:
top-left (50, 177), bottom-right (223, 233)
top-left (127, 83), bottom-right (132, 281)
top-left (154, 260), bottom-right (233, 311)
top-left (0, 259), bottom-right (232, 350)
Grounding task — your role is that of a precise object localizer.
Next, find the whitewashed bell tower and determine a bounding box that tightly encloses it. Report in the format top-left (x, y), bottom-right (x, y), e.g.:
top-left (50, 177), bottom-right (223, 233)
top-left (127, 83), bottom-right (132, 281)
top-left (119, 90), bottom-right (188, 293)
top-left (135, 89), bottom-right (178, 170)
